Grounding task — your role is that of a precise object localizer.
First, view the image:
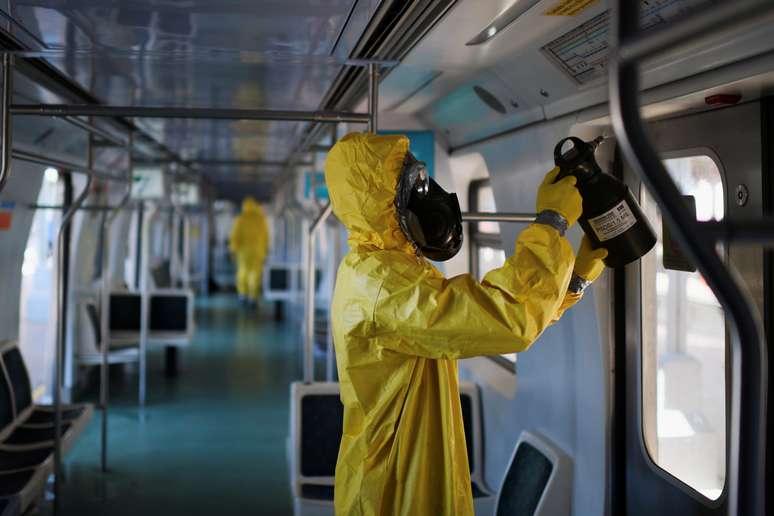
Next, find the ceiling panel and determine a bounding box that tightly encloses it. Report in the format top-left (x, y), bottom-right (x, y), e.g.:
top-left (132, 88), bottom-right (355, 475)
top-left (5, 1), bottom-right (355, 107)
top-left (133, 118), bottom-right (303, 162)
top-left (2, 0), bottom-right (359, 195)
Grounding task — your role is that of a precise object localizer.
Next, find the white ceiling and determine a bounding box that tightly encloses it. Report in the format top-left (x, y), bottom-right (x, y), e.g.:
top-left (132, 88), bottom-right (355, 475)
top-left (380, 0), bottom-right (774, 149)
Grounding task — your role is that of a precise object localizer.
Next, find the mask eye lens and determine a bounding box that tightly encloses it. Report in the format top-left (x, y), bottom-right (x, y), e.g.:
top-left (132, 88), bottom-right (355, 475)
top-left (414, 165), bottom-right (428, 197)
top-left (402, 152), bottom-right (429, 199)
top-left (416, 180), bottom-right (428, 197)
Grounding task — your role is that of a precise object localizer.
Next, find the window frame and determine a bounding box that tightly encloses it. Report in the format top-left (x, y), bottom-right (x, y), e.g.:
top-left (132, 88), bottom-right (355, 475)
top-left (467, 178), bottom-right (515, 372)
top-left (638, 148), bottom-right (730, 504)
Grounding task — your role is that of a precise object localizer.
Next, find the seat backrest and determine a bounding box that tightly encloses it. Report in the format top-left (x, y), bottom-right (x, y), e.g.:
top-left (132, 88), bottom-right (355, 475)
top-left (110, 292), bottom-right (142, 333)
top-left (263, 263), bottom-right (302, 302)
top-left (300, 393), bottom-right (344, 477)
top-left (268, 267), bottom-right (289, 291)
top-left (149, 293), bottom-right (189, 332)
top-left (292, 382), bottom-right (482, 484)
top-left (494, 431), bottom-right (573, 516)
top-left (1, 347), bottom-right (32, 416)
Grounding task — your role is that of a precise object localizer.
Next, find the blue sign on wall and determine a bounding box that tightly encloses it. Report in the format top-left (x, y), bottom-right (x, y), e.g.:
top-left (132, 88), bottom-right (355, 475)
top-left (380, 130), bottom-right (435, 178)
top-left (304, 171), bottom-right (329, 201)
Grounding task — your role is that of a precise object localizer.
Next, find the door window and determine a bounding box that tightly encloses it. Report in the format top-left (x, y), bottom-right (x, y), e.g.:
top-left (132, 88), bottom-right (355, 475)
top-left (640, 154), bottom-right (726, 500)
top-left (468, 180), bottom-right (513, 365)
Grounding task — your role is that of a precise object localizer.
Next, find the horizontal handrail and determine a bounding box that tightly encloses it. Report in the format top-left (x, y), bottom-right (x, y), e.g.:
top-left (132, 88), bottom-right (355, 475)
top-left (11, 104), bottom-right (371, 124)
top-left (136, 158), bottom-right (314, 168)
top-left (26, 204), bottom-right (133, 211)
top-left (462, 211), bottom-right (535, 223)
top-left (12, 149), bottom-right (130, 183)
top-left (62, 116), bottom-right (128, 147)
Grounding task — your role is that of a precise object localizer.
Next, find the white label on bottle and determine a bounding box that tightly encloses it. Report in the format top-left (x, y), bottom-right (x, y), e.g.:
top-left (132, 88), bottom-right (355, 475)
top-left (587, 199), bottom-right (637, 242)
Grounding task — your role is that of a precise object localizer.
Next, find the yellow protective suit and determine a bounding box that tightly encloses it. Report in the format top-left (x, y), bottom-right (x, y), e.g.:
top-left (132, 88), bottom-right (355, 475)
top-left (229, 198), bottom-right (269, 300)
top-left (325, 133), bottom-right (584, 516)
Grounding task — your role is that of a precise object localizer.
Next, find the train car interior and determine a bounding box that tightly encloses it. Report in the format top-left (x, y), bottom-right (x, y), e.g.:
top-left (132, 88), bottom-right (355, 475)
top-left (0, 0), bottom-right (771, 515)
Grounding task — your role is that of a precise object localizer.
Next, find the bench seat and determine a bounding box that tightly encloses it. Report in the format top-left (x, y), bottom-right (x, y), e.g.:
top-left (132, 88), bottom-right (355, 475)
top-left (0, 342), bottom-right (93, 512)
top-left (0, 447), bottom-right (52, 472)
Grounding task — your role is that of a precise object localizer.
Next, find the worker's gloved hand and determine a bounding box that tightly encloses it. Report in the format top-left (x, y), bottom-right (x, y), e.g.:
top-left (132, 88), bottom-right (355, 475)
top-left (569, 236), bottom-right (608, 293)
top-left (535, 167), bottom-right (583, 235)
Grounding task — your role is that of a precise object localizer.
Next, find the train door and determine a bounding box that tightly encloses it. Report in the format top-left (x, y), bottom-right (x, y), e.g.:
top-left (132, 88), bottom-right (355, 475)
top-left (619, 101), bottom-right (766, 515)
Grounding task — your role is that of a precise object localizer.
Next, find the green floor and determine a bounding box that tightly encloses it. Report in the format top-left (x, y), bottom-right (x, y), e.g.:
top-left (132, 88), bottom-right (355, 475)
top-left (56, 295), bottom-right (301, 516)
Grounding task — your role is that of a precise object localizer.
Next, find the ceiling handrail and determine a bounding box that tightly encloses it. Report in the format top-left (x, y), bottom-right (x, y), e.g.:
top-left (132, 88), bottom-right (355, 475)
top-left (10, 104), bottom-right (371, 124)
top-left (11, 149), bottom-right (129, 183)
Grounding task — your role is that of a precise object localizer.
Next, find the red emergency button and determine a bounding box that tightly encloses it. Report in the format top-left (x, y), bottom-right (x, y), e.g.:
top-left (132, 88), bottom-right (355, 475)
top-left (705, 94), bottom-right (742, 106)
top-left (0, 211), bottom-right (11, 230)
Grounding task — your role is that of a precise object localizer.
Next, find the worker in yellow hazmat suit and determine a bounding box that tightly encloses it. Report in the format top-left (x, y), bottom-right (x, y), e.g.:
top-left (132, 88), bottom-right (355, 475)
top-left (229, 197), bottom-right (269, 303)
top-left (325, 133), bottom-right (607, 516)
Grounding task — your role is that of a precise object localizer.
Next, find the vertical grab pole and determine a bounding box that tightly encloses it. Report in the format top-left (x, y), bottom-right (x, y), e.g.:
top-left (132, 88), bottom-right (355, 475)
top-left (326, 223), bottom-right (343, 382)
top-left (170, 198), bottom-right (180, 285)
top-left (325, 123), bottom-right (339, 383)
top-left (171, 193), bottom-right (187, 287)
top-left (54, 155), bottom-right (94, 515)
top-left (139, 204), bottom-right (155, 410)
top-left (305, 62), bottom-right (377, 383)
top-left (100, 131), bottom-right (132, 472)
top-left (304, 203), bottom-right (332, 383)
top-left (182, 213), bottom-right (191, 287)
top-left (180, 194), bottom-right (191, 288)
top-left (367, 63), bottom-right (379, 134)
top-left (99, 146), bottom-right (109, 473)
top-left (0, 54), bottom-right (13, 194)
top-left (609, 2), bottom-right (767, 515)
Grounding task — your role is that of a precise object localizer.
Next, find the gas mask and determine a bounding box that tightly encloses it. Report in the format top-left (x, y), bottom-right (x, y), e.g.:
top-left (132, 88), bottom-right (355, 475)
top-left (395, 151), bottom-right (463, 261)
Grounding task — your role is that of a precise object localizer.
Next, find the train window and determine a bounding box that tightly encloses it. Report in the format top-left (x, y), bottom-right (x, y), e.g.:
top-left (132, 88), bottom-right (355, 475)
top-left (640, 154), bottom-right (726, 500)
top-left (18, 168), bottom-right (65, 401)
top-left (468, 179), bottom-right (513, 366)
top-left (478, 246), bottom-right (507, 281)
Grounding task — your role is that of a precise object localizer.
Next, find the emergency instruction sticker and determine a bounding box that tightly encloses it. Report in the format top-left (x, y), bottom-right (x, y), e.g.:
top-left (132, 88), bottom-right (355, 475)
top-left (587, 200), bottom-right (636, 242)
top-left (544, 0), bottom-right (599, 16)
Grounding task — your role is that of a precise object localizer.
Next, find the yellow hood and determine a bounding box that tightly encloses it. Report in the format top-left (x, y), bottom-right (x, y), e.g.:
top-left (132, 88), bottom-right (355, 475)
top-left (241, 197), bottom-right (262, 215)
top-left (324, 132), bottom-right (413, 253)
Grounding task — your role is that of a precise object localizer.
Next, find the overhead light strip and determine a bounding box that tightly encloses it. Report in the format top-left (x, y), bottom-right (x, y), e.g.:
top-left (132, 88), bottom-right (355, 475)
top-left (466, 0), bottom-right (542, 46)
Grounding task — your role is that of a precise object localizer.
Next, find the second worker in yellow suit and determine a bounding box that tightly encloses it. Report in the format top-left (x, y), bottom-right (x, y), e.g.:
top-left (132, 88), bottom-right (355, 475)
top-left (325, 133), bottom-right (607, 515)
top-left (229, 197), bottom-right (269, 303)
